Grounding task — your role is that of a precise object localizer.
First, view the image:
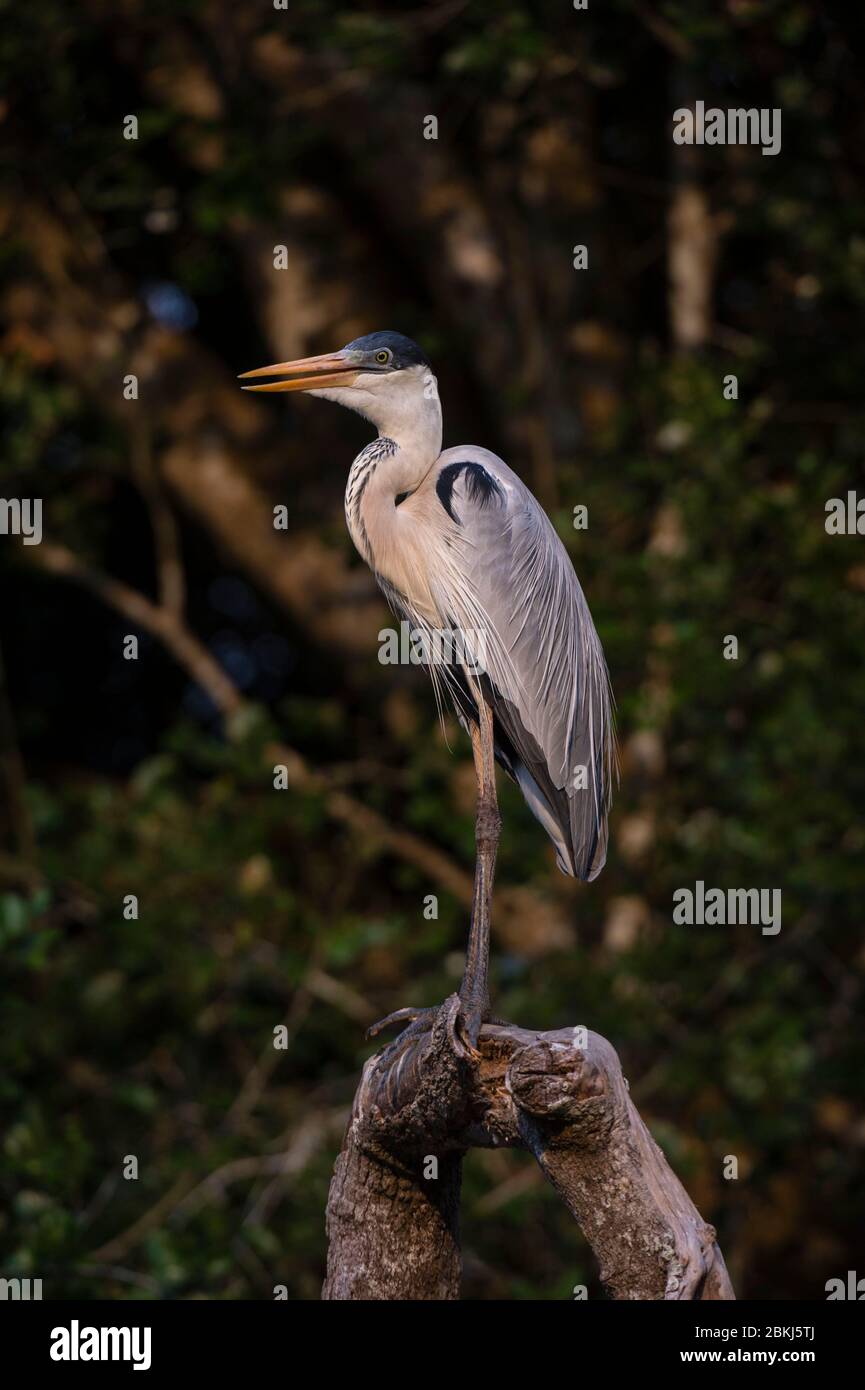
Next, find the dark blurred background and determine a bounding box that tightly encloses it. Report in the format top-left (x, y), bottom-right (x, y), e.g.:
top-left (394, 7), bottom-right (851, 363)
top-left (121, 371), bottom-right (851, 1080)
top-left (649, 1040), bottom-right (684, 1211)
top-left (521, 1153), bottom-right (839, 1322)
top-left (1, 0), bottom-right (864, 1300)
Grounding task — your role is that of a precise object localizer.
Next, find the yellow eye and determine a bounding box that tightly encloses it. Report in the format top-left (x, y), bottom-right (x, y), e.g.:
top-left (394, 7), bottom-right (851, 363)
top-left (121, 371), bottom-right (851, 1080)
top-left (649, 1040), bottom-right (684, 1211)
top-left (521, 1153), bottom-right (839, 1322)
top-left (375, 349), bottom-right (390, 365)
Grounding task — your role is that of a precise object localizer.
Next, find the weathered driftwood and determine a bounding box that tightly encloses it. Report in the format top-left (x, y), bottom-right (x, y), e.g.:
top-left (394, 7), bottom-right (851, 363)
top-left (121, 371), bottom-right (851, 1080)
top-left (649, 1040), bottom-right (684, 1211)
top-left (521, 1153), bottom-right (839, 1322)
top-left (323, 996), bottom-right (734, 1301)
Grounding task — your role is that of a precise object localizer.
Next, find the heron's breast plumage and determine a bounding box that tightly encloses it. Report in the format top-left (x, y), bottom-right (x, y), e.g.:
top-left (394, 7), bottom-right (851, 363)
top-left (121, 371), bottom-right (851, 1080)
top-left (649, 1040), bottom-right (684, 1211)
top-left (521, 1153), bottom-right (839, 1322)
top-left (345, 442), bottom-right (452, 625)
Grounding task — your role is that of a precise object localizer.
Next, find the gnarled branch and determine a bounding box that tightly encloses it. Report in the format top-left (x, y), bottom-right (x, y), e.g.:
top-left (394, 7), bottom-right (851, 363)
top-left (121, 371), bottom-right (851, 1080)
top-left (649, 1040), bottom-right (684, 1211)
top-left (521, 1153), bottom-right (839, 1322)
top-left (323, 1005), bottom-right (735, 1301)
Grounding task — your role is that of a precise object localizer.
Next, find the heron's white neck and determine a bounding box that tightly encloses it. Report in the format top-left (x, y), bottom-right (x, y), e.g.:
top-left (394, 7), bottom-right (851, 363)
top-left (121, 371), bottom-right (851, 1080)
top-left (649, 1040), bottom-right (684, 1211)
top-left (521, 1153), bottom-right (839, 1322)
top-left (356, 369), bottom-right (443, 476)
top-left (342, 375), bottom-right (443, 587)
top-left (316, 366), bottom-right (442, 485)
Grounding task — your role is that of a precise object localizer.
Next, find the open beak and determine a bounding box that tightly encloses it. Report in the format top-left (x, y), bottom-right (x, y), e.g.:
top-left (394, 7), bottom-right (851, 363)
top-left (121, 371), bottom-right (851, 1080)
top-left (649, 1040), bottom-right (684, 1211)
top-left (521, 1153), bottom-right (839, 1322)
top-left (238, 350), bottom-right (358, 393)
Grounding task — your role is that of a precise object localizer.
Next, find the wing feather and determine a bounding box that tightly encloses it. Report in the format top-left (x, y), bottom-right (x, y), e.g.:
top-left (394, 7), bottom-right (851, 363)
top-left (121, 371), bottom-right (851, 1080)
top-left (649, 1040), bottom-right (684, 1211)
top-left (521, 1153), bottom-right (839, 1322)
top-left (427, 446), bottom-right (615, 880)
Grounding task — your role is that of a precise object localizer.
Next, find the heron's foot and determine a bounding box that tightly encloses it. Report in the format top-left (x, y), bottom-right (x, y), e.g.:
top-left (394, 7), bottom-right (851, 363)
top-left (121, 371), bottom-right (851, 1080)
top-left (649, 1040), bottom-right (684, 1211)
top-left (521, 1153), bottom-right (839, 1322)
top-left (366, 1005), bottom-right (439, 1040)
top-left (367, 994), bottom-right (482, 1063)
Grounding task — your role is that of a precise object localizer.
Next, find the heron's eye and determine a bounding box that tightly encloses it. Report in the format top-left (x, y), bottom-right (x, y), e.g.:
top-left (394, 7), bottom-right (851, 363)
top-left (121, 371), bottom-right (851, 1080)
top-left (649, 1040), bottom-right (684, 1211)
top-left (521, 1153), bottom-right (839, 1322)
top-left (374, 349), bottom-right (391, 365)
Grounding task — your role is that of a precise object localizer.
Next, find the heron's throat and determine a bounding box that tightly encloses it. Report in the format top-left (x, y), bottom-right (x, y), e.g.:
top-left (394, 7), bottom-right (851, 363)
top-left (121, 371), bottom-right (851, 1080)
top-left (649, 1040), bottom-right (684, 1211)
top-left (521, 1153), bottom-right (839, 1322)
top-left (368, 374), bottom-right (443, 471)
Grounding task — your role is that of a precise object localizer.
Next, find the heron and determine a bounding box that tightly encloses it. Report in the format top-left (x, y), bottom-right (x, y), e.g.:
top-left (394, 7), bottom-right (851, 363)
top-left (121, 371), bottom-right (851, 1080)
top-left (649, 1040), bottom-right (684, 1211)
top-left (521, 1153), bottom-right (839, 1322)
top-left (240, 331), bottom-right (614, 1055)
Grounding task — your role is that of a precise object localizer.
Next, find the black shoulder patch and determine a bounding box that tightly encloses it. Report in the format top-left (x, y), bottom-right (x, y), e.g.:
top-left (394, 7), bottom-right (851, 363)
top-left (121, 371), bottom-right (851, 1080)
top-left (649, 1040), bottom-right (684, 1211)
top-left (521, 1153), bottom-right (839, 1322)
top-left (435, 461), bottom-right (502, 525)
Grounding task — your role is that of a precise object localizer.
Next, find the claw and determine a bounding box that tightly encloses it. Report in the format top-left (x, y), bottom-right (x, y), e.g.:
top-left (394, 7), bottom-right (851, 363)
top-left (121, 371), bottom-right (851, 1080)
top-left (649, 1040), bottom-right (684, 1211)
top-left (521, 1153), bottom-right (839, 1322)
top-left (442, 993), bottom-right (482, 1063)
top-left (367, 1007), bottom-right (419, 1040)
top-left (366, 1005), bottom-right (438, 1040)
top-left (366, 997), bottom-right (482, 1064)
top-left (454, 1017), bottom-right (482, 1063)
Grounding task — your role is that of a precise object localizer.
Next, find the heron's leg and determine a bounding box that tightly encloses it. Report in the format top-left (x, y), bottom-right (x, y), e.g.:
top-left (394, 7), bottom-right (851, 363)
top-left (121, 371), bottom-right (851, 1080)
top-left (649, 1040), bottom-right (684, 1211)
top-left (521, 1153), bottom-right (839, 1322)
top-left (459, 693), bottom-right (501, 1049)
top-left (365, 693), bottom-right (500, 1058)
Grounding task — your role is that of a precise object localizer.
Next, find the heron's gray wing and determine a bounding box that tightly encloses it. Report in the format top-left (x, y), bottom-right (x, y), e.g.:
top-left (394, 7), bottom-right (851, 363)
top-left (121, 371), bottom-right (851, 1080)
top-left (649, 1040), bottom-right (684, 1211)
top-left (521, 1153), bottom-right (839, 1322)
top-left (431, 446), bottom-right (614, 880)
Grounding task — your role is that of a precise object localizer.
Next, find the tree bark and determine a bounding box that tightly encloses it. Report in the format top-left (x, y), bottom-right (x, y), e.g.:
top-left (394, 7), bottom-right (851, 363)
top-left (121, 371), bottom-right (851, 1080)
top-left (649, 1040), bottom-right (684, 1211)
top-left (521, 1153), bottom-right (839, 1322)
top-left (323, 999), bottom-right (734, 1301)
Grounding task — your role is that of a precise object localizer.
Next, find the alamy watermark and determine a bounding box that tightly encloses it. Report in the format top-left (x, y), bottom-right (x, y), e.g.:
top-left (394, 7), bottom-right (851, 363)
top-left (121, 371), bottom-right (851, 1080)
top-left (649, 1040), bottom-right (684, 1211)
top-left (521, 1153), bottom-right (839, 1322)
top-left (673, 881), bottom-right (781, 936)
top-left (0, 1276), bottom-right (42, 1300)
top-left (0, 497), bottom-right (42, 545)
top-left (378, 620), bottom-right (488, 675)
top-left (50, 1321), bottom-right (151, 1370)
top-left (825, 491), bottom-right (865, 534)
top-left (826, 1271), bottom-right (865, 1299)
top-left (673, 101), bottom-right (781, 157)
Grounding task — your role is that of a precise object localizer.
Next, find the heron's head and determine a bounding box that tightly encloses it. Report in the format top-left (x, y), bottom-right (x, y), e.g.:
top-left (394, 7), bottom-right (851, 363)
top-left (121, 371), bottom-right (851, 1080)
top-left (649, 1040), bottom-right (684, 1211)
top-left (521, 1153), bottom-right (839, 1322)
top-left (239, 331), bottom-right (439, 442)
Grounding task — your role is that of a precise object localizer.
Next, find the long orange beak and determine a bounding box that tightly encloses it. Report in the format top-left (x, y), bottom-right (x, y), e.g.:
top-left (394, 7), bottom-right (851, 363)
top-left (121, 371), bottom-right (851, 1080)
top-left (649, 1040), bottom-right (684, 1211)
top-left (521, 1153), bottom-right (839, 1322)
top-left (238, 350), bottom-right (358, 393)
